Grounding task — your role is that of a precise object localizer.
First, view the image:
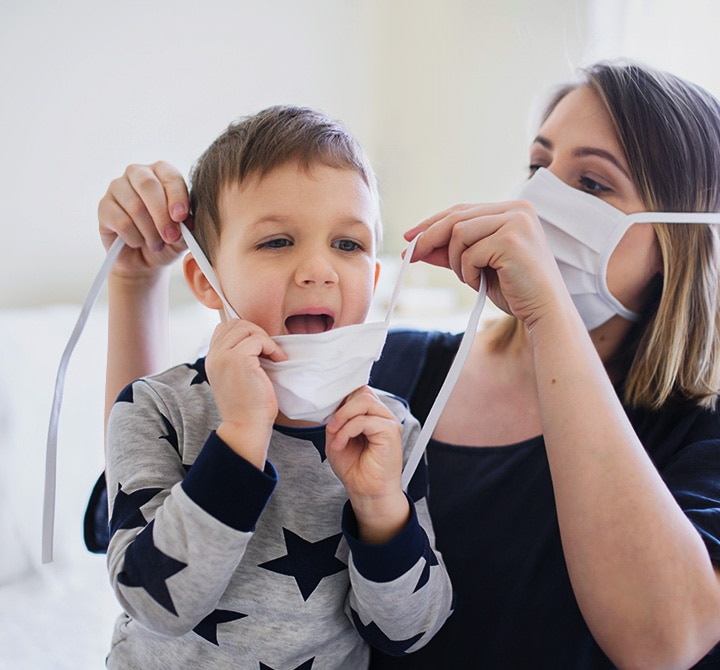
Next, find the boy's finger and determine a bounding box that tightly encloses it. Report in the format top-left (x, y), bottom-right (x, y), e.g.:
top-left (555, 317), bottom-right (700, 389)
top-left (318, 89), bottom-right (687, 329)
top-left (328, 387), bottom-right (393, 432)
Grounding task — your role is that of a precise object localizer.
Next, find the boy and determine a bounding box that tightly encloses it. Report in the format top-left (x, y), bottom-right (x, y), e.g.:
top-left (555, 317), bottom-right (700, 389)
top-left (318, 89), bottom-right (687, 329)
top-left (105, 106), bottom-right (453, 669)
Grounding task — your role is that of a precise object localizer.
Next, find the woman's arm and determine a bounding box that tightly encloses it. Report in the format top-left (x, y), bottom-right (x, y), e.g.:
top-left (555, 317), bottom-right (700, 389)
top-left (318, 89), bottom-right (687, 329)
top-left (529, 304), bottom-right (720, 669)
top-left (409, 200), bottom-right (720, 669)
top-left (98, 161), bottom-right (189, 426)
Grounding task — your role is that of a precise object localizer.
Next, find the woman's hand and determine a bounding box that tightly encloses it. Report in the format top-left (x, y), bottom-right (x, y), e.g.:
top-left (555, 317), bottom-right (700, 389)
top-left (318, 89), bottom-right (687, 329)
top-left (98, 161), bottom-right (190, 277)
top-left (405, 199), bottom-right (571, 329)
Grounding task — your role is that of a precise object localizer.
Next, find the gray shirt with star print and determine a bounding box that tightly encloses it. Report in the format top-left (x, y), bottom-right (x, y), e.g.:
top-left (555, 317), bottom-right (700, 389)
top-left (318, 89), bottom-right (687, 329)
top-left (105, 358), bottom-right (453, 669)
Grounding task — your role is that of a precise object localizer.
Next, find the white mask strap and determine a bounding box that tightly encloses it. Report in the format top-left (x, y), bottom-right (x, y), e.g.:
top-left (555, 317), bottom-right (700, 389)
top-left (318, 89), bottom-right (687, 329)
top-left (42, 236), bottom-right (125, 563)
top-left (625, 212), bottom-right (720, 225)
top-left (181, 223), bottom-right (420, 326)
top-left (383, 234), bottom-right (420, 324)
top-left (401, 270), bottom-right (486, 491)
top-left (41, 227), bottom-right (425, 562)
top-left (180, 223), bottom-right (239, 320)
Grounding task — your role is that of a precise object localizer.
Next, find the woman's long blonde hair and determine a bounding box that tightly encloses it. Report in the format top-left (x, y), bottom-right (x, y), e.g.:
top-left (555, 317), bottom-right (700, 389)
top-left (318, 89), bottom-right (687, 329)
top-left (501, 61), bottom-right (720, 410)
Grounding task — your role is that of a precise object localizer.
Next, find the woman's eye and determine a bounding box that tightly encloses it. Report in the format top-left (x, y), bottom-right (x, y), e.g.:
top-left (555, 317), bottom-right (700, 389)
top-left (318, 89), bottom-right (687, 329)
top-left (259, 238), bottom-right (292, 250)
top-left (333, 239), bottom-right (363, 252)
top-left (528, 164), bottom-right (543, 176)
top-left (579, 176), bottom-right (610, 193)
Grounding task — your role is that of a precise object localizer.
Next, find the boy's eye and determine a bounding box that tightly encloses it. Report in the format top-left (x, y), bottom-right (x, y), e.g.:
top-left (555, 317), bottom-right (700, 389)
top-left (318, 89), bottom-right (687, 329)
top-left (259, 238), bottom-right (292, 250)
top-left (332, 239), bottom-right (363, 252)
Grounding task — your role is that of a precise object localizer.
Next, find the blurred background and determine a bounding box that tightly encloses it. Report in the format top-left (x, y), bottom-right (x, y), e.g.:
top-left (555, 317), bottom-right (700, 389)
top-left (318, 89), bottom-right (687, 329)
top-left (2, 1), bottom-right (720, 667)
top-left (3, 0), bottom-right (720, 311)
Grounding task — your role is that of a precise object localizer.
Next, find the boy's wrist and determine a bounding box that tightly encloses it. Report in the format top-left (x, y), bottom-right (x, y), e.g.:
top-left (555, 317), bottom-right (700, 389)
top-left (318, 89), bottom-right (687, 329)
top-left (216, 420), bottom-right (272, 471)
top-left (349, 490), bottom-right (410, 545)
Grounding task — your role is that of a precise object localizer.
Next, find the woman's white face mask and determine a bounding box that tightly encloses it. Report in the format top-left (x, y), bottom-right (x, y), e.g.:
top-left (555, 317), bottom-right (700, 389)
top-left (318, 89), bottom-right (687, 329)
top-left (517, 168), bottom-right (720, 330)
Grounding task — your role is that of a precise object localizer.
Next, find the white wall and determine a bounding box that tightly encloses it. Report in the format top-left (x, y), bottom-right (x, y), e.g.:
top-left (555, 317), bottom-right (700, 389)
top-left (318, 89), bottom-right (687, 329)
top-left (0, 0), bottom-right (592, 308)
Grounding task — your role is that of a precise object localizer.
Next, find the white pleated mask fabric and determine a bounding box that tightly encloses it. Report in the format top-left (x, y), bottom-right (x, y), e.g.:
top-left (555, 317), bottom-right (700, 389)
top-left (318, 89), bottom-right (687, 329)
top-left (518, 168), bottom-right (720, 330)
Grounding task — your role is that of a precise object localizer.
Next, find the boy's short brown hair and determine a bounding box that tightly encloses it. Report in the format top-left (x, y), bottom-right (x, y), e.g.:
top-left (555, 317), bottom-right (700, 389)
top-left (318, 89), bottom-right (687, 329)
top-left (189, 105), bottom-right (381, 261)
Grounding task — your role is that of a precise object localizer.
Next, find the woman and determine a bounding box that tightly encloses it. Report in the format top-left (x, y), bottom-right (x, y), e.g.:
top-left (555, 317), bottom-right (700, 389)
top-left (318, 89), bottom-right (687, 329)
top-left (94, 61), bottom-right (720, 668)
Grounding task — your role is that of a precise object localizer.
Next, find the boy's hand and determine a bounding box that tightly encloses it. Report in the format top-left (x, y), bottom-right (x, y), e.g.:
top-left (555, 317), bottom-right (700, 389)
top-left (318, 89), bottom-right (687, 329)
top-left (98, 161), bottom-right (189, 277)
top-left (325, 387), bottom-right (410, 544)
top-left (206, 319), bottom-right (287, 469)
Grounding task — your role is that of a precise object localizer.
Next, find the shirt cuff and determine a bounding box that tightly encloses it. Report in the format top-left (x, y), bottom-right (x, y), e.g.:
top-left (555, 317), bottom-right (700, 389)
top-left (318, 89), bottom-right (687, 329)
top-left (182, 431), bottom-right (277, 532)
top-left (342, 495), bottom-right (427, 582)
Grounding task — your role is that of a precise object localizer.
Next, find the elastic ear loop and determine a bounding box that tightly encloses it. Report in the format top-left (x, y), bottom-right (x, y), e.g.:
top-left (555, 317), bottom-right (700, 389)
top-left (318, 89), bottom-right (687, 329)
top-left (401, 271), bottom-right (486, 490)
top-left (42, 236), bottom-right (124, 563)
top-left (41, 226), bottom-right (479, 561)
top-left (179, 223), bottom-right (420, 326)
top-left (180, 223), bottom-right (239, 319)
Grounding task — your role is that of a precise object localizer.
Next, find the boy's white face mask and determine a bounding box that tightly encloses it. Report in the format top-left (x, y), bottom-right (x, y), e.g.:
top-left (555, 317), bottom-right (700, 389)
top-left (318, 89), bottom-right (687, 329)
top-left (517, 168), bottom-right (720, 330)
top-left (181, 225), bottom-right (417, 424)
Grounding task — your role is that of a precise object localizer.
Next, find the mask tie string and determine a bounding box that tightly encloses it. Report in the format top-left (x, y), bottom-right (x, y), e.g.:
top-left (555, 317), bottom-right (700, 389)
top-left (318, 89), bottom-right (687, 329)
top-left (42, 236), bottom-right (124, 563)
top-left (382, 234), bottom-right (420, 324)
top-left (41, 226), bottom-right (481, 561)
top-left (181, 223), bottom-right (420, 327)
top-left (401, 271), bottom-right (486, 491)
top-left (180, 223), bottom-right (239, 320)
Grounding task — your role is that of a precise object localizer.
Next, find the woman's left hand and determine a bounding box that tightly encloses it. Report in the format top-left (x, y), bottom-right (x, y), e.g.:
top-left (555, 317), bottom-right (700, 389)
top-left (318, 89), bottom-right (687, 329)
top-left (405, 199), bottom-right (571, 329)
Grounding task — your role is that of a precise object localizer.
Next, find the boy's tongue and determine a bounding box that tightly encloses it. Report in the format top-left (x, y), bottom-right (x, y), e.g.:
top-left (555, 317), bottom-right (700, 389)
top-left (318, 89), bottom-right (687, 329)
top-left (285, 314), bottom-right (332, 334)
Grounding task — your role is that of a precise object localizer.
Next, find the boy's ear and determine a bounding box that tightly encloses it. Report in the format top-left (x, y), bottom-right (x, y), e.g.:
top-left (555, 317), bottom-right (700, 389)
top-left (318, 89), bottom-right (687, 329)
top-left (373, 261), bottom-right (381, 291)
top-left (183, 254), bottom-right (224, 310)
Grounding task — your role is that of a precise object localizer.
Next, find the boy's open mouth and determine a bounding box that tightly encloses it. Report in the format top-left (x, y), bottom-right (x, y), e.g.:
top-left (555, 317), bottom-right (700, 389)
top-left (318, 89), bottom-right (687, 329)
top-left (284, 314), bottom-right (334, 335)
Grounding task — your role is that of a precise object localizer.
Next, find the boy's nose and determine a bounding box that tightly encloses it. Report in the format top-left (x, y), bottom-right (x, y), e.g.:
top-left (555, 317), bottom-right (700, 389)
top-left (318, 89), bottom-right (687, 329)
top-left (295, 252), bottom-right (339, 286)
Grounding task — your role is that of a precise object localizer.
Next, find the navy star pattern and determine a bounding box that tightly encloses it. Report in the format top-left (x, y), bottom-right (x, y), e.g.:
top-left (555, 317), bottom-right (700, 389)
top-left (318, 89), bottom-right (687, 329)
top-left (193, 609), bottom-right (247, 645)
top-left (350, 607), bottom-right (424, 655)
top-left (260, 660), bottom-right (314, 670)
top-left (117, 520), bottom-right (187, 615)
top-left (116, 382), bottom-right (134, 404)
top-left (184, 358), bottom-right (208, 385)
top-left (406, 455), bottom-right (428, 504)
top-left (159, 413), bottom-right (179, 453)
top-left (109, 482), bottom-right (163, 536)
top-left (414, 548), bottom-right (439, 593)
top-left (259, 529), bottom-right (346, 600)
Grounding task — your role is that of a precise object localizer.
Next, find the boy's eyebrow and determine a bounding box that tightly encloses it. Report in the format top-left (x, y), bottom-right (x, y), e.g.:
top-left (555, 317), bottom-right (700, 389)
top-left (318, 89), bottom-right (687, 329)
top-left (248, 215), bottom-right (374, 231)
top-left (532, 135), bottom-right (631, 180)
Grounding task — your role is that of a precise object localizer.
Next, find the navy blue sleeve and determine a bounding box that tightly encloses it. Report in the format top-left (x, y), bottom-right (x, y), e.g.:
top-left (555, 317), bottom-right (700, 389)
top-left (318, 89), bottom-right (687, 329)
top-left (182, 431), bottom-right (277, 532)
top-left (341, 496), bottom-right (429, 582)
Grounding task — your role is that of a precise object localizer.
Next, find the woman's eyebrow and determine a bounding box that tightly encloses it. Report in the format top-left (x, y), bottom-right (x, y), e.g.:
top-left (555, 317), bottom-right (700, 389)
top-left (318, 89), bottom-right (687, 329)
top-left (574, 147), bottom-right (631, 180)
top-left (532, 135), bottom-right (631, 180)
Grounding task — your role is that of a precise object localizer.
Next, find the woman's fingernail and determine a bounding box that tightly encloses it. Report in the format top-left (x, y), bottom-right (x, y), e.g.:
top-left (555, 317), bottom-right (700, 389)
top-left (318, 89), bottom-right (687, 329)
top-left (171, 204), bottom-right (186, 221)
top-left (164, 224), bottom-right (180, 242)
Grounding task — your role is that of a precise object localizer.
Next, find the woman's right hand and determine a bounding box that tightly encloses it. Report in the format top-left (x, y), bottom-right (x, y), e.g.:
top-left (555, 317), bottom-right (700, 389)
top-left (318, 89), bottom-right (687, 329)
top-left (98, 161), bottom-right (190, 277)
